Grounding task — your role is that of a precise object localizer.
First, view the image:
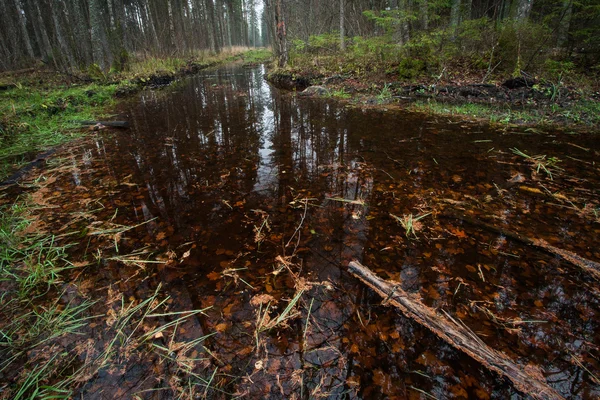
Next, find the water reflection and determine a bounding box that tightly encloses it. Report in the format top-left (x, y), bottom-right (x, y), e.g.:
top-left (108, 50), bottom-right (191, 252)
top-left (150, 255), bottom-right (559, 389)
top-left (32, 63), bottom-right (600, 398)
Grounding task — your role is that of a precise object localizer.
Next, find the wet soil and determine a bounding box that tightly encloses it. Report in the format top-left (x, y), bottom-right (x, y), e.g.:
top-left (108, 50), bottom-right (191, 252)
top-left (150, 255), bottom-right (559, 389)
top-left (4, 64), bottom-right (600, 399)
top-left (267, 70), bottom-right (600, 127)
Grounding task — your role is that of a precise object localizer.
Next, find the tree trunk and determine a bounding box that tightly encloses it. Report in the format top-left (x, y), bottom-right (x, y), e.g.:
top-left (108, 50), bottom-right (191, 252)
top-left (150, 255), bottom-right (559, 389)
top-left (450, 0), bottom-right (461, 29)
top-left (267, 0), bottom-right (288, 67)
top-left (143, 1), bottom-right (161, 54)
top-left (13, 0), bottom-right (34, 59)
top-left (89, 0), bottom-right (111, 70)
top-left (0, 0), bottom-right (19, 67)
top-left (556, 0), bottom-right (572, 48)
top-left (66, 0), bottom-right (93, 67)
top-left (420, 0), bottom-right (429, 31)
top-left (33, 1), bottom-right (58, 69)
top-left (49, 0), bottom-right (76, 70)
top-left (203, 0), bottom-right (221, 53)
top-left (512, 0), bottom-right (533, 20)
top-left (340, 0), bottom-right (346, 50)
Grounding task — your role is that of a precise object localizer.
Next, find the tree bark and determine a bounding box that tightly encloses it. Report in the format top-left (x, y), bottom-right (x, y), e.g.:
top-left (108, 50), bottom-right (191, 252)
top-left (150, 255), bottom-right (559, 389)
top-left (340, 0), bottom-right (346, 50)
top-left (450, 0), bottom-right (461, 29)
top-left (266, 0), bottom-right (288, 67)
top-left (49, 0), bottom-right (76, 70)
top-left (556, 0), bottom-right (572, 48)
top-left (33, 1), bottom-right (58, 69)
top-left (512, 0), bottom-right (533, 20)
top-left (203, 0), bottom-right (221, 53)
top-left (89, 0), bottom-right (111, 70)
top-left (13, 0), bottom-right (34, 59)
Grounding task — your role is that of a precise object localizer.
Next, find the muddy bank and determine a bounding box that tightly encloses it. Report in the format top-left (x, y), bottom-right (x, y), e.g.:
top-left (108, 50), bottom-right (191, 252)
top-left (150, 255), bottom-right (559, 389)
top-left (266, 69), bottom-right (600, 127)
top-left (265, 69), bottom-right (313, 91)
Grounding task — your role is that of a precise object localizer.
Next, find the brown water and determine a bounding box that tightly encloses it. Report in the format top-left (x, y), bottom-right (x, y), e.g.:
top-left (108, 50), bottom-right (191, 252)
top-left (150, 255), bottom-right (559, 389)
top-left (19, 64), bottom-right (600, 398)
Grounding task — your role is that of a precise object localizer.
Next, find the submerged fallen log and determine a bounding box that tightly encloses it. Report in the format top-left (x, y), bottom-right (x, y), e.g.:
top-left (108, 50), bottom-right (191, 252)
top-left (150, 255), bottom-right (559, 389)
top-left (0, 149), bottom-right (56, 186)
top-left (77, 120), bottom-right (130, 128)
top-left (348, 260), bottom-right (563, 400)
top-left (441, 211), bottom-right (600, 280)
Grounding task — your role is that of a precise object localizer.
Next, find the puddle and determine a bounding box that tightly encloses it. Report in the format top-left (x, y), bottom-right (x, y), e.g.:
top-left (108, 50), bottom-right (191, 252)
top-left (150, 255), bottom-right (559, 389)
top-left (9, 64), bottom-right (600, 398)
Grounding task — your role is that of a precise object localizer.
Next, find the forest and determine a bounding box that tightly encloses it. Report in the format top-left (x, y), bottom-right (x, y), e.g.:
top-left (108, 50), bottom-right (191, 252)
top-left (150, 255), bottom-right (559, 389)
top-left (2, 0), bottom-right (599, 76)
top-left (1, 0), bottom-right (599, 399)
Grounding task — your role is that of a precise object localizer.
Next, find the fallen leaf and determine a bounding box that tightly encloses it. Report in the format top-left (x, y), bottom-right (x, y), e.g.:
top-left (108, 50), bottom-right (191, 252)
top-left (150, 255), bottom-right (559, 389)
top-left (207, 271), bottom-right (220, 281)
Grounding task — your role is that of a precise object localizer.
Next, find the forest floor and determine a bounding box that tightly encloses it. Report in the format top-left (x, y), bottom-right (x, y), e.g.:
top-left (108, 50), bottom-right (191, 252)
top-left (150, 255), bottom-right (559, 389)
top-left (266, 57), bottom-right (600, 132)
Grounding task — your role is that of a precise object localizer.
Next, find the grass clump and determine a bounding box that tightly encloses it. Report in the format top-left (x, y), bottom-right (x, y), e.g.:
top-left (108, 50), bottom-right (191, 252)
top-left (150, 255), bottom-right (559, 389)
top-left (510, 147), bottom-right (561, 180)
top-left (390, 212), bottom-right (431, 239)
top-left (0, 200), bottom-right (219, 398)
top-left (127, 56), bottom-right (187, 77)
top-left (410, 100), bottom-right (600, 127)
top-left (0, 202), bottom-right (92, 398)
top-left (0, 83), bottom-right (118, 179)
top-left (241, 48), bottom-right (272, 65)
top-left (328, 88), bottom-right (351, 99)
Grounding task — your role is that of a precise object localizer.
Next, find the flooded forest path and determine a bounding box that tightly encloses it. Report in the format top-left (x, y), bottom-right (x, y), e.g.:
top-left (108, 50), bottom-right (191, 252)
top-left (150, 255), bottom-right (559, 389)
top-left (6, 64), bottom-right (600, 398)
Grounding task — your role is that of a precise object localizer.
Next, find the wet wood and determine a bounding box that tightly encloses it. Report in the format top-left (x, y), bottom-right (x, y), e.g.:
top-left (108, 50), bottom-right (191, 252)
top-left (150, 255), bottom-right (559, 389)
top-left (0, 149), bottom-right (56, 186)
top-left (441, 211), bottom-right (600, 280)
top-left (348, 260), bottom-right (563, 400)
top-left (78, 120), bottom-right (130, 128)
top-left (0, 83), bottom-right (17, 91)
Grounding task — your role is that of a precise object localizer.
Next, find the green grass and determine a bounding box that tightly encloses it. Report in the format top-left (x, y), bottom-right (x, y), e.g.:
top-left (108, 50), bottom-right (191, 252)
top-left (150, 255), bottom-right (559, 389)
top-left (241, 48), bottom-right (272, 65)
top-left (328, 88), bottom-right (351, 99)
top-left (0, 202), bottom-right (94, 399)
top-left (376, 83), bottom-right (393, 103)
top-left (0, 199), bottom-right (224, 398)
top-left (0, 83), bottom-right (118, 179)
top-left (0, 203), bottom-right (72, 299)
top-left (409, 100), bottom-right (600, 127)
top-left (127, 56), bottom-right (188, 77)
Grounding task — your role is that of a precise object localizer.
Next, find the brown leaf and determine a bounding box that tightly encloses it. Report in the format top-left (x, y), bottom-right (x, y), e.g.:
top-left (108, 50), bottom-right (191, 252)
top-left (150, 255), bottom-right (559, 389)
top-left (207, 271), bottom-right (220, 281)
top-left (250, 294), bottom-right (275, 306)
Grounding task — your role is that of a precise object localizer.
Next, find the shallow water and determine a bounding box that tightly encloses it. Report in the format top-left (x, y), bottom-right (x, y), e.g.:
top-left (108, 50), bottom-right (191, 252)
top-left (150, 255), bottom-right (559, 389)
top-left (19, 64), bottom-right (600, 398)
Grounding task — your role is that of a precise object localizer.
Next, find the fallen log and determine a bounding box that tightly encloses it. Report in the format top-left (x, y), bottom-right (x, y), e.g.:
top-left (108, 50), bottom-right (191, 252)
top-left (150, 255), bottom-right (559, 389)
top-left (77, 120), bottom-right (129, 128)
top-left (441, 211), bottom-right (600, 280)
top-left (348, 260), bottom-right (563, 400)
top-left (0, 149), bottom-right (56, 186)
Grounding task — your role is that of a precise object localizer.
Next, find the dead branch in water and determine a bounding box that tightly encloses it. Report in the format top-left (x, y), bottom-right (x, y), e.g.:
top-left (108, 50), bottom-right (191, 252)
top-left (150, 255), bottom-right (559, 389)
top-left (347, 260), bottom-right (563, 400)
top-left (441, 211), bottom-right (600, 280)
top-left (78, 120), bottom-right (130, 128)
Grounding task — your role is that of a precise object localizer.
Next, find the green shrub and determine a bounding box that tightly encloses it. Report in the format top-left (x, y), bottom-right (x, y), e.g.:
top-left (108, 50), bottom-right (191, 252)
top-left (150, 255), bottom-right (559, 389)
top-left (497, 20), bottom-right (551, 74)
top-left (350, 36), bottom-right (398, 65)
top-left (398, 58), bottom-right (426, 78)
